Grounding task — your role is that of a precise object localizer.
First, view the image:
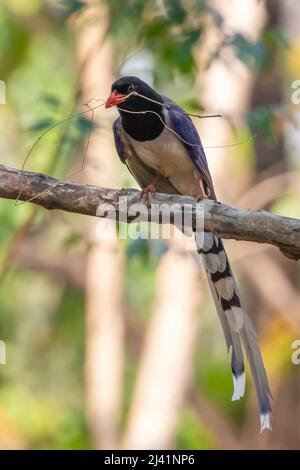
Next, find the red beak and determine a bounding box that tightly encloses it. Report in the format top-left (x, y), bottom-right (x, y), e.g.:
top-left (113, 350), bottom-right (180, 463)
top-left (105, 90), bottom-right (126, 108)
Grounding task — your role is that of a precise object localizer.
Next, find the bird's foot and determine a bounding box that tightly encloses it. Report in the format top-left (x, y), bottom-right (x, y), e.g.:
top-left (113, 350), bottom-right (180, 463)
top-left (194, 193), bottom-right (208, 202)
top-left (193, 176), bottom-right (208, 201)
top-left (139, 177), bottom-right (160, 203)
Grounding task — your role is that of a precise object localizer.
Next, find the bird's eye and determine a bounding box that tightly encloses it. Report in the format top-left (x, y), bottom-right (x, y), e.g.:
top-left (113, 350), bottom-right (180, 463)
top-left (128, 84), bottom-right (135, 93)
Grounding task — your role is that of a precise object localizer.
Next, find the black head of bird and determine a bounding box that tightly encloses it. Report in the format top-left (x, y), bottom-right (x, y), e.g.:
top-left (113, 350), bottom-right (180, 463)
top-left (105, 76), bottom-right (163, 113)
top-left (106, 76), bottom-right (166, 141)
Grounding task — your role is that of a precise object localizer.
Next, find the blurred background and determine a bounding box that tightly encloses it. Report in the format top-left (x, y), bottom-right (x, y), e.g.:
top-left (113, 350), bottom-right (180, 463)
top-left (0, 0), bottom-right (300, 450)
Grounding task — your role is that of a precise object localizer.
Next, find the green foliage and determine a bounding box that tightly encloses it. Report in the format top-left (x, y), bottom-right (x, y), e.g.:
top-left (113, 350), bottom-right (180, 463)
top-left (229, 27), bottom-right (289, 73)
top-left (246, 106), bottom-right (280, 141)
top-left (107, 0), bottom-right (202, 81)
top-left (124, 238), bottom-right (169, 326)
top-left (176, 408), bottom-right (215, 450)
top-left (60, 0), bottom-right (87, 18)
top-left (63, 231), bottom-right (83, 249)
top-left (271, 194), bottom-right (300, 219)
top-left (0, 8), bottom-right (30, 77)
top-left (126, 238), bottom-right (167, 261)
top-left (230, 34), bottom-right (267, 71)
top-left (0, 270), bottom-right (88, 448)
top-left (29, 118), bottom-right (57, 133)
top-left (195, 0), bottom-right (224, 28)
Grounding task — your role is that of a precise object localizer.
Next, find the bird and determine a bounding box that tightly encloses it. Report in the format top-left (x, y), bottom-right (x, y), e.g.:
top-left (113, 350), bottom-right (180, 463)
top-left (105, 76), bottom-right (272, 431)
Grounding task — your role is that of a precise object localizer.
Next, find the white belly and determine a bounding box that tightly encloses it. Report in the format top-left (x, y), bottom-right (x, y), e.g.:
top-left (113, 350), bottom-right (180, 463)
top-left (126, 127), bottom-right (199, 196)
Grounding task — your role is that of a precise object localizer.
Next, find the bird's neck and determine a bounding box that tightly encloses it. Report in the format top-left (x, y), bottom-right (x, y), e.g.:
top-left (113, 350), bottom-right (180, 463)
top-left (119, 104), bottom-right (165, 141)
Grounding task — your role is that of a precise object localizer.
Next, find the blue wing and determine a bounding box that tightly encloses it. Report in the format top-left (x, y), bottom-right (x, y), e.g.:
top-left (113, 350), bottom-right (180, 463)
top-left (163, 96), bottom-right (216, 199)
top-left (113, 117), bottom-right (126, 163)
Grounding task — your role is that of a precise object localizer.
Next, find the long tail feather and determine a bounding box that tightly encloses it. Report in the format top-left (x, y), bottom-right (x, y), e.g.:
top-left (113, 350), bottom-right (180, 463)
top-left (195, 231), bottom-right (272, 431)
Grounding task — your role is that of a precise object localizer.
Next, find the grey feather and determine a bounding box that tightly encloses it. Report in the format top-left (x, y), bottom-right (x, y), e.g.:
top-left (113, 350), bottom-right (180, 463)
top-left (195, 232), bottom-right (272, 429)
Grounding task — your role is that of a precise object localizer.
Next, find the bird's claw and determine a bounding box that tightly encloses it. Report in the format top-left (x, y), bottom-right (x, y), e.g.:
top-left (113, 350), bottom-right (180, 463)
top-left (193, 193), bottom-right (208, 202)
top-left (139, 185), bottom-right (156, 206)
top-left (140, 184), bottom-right (155, 198)
top-left (139, 177), bottom-right (160, 204)
top-left (194, 176), bottom-right (207, 201)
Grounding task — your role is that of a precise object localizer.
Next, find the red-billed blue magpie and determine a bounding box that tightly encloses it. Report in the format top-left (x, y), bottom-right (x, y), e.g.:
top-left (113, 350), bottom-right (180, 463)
top-left (106, 76), bottom-right (272, 431)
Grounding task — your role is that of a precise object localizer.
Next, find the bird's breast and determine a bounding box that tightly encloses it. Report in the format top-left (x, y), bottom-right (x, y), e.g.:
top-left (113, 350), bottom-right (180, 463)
top-left (126, 127), bottom-right (195, 178)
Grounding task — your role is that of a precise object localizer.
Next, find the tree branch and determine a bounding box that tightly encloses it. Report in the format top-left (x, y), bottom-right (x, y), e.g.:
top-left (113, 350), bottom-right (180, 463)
top-left (0, 163), bottom-right (299, 260)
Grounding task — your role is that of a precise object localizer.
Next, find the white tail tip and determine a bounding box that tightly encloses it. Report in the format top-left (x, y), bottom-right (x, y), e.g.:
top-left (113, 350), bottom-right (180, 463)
top-left (232, 372), bottom-right (246, 401)
top-left (260, 413), bottom-right (272, 432)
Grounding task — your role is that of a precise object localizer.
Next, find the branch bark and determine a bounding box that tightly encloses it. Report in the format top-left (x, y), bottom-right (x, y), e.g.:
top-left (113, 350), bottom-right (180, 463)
top-left (1, 163), bottom-right (300, 260)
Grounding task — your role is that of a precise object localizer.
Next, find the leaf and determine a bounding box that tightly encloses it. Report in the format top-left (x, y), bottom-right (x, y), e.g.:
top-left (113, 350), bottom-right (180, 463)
top-left (28, 118), bottom-right (56, 132)
top-left (194, 0), bottom-right (207, 10)
top-left (41, 94), bottom-right (61, 108)
top-left (126, 238), bottom-right (149, 259)
top-left (263, 28), bottom-right (290, 50)
top-left (164, 0), bottom-right (186, 24)
top-left (76, 116), bottom-right (93, 135)
top-left (246, 106), bottom-right (279, 141)
top-left (63, 232), bottom-right (83, 249)
top-left (59, 0), bottom-right (86, 18)
top-left (231, 33), bottom-right (266, 71)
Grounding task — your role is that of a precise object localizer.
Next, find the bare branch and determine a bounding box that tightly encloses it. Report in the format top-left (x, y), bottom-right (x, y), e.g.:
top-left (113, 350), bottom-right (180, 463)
top-left (0, 164), bottom-right (300, 260)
